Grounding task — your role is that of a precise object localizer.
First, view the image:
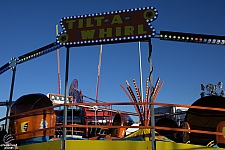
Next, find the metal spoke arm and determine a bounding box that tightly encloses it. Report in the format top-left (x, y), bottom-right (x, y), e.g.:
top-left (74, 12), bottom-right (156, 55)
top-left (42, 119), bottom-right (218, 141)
top-left (0, 42), bottom-right (62, 76)
top-left (17, 42), bottom-right (62, 64)
top-left (0, 63), bottom-right (10, 75)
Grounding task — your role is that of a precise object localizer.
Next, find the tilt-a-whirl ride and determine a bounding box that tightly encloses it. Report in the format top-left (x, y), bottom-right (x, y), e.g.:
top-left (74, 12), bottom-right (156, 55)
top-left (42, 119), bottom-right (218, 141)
top-left (1, 5), bottom-right (225, 150)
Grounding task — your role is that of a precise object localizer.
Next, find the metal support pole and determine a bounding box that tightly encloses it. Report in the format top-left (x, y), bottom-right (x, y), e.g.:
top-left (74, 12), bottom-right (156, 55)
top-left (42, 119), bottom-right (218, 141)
top-left (93, 106), bottom-right (98, 136)
top-left (5, 66), bottom-right (16, 132)
top-left (72, 104), bottom-right (73, 137)
top-left (61, 47), bottom-right (70, 150)
top-left (148, 39), bottom-right (156, 150)
top-left (138, 41), bottom-right (144, 102)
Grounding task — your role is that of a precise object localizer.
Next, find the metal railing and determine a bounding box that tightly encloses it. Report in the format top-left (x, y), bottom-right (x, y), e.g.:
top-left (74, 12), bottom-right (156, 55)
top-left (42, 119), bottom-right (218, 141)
top-left (0, 101), bottom-right (224, 139)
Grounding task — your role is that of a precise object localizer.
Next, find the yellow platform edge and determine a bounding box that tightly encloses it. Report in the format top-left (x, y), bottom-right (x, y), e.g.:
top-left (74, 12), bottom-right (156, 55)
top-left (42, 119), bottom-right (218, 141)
top-left (18, 140), bottom-right (223, 150)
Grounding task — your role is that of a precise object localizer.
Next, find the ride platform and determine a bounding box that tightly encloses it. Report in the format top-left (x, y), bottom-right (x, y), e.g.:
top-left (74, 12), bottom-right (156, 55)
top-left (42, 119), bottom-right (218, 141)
top-left (18, 140), bottom-right (222, 150)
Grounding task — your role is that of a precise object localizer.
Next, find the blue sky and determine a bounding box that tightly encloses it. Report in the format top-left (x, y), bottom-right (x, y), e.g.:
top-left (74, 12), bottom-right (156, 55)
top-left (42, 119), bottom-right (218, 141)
top-left (0, 0), bottom-right (225, 121)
